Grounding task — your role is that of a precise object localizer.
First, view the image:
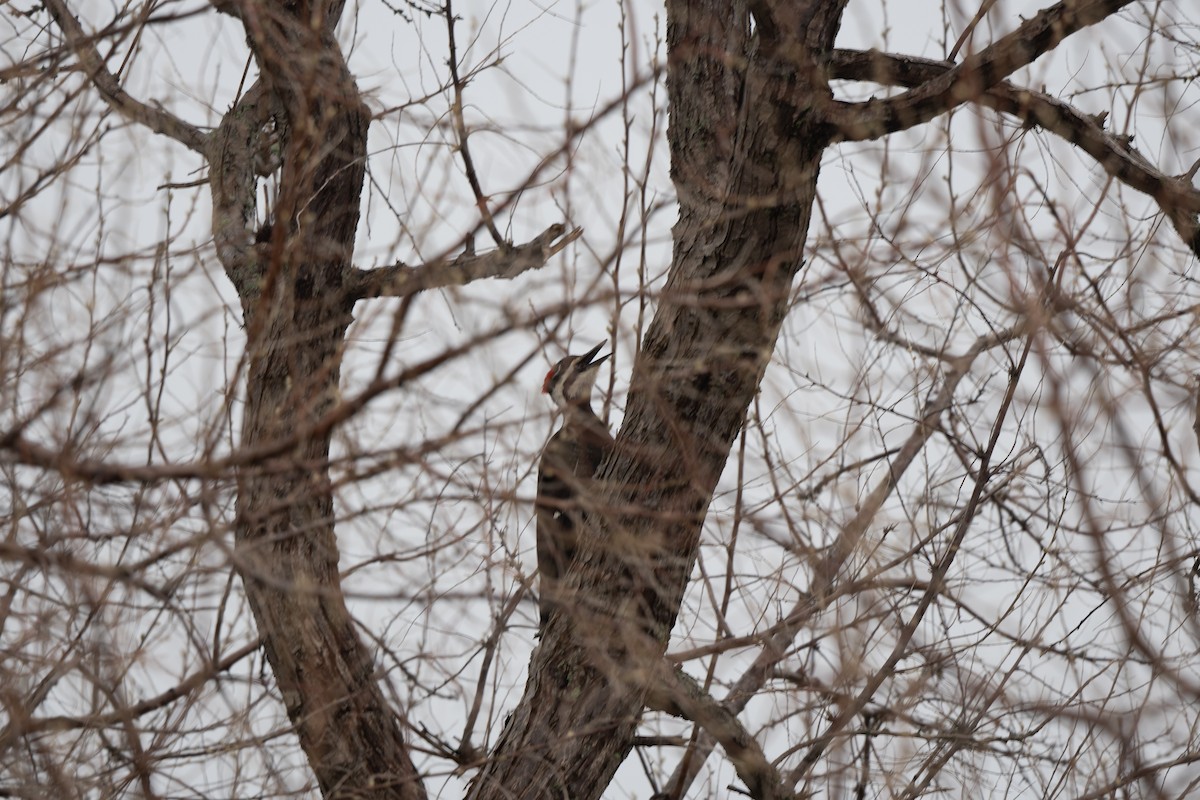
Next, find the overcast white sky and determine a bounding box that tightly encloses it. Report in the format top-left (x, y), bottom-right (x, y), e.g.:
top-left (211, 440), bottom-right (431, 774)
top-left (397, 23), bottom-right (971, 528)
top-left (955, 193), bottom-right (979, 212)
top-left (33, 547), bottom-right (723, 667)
top-left (4, 0), bottom-right (1200, 796)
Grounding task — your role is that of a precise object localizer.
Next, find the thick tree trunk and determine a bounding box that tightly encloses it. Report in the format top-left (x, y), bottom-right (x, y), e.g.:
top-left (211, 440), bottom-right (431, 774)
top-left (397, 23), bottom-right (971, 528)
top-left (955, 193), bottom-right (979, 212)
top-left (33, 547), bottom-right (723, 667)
top-left (469, 3), bottom-right (846, 798)
top-left (218, 2), bottom-right (425, 797)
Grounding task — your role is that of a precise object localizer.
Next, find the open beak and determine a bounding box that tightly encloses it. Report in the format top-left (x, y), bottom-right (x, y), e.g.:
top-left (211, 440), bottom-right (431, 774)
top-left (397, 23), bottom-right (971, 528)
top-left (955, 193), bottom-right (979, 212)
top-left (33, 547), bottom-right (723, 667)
top-left (581, 341), bottom-right (609, 369)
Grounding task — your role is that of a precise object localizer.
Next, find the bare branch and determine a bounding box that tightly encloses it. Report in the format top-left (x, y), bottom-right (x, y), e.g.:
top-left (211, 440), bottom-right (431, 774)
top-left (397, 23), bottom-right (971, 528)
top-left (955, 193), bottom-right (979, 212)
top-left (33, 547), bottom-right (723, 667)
top-left (661, 320), bottom-right (1031, 795)
top-left (788, 336), bottom-right (1034, 785)
top-left (0, 325), bottom-right (511, 486)
top-left (820, 0), bottom-right (1136, 144)
top-left (947, 0), bottom-right (1001, 60)
top-left (827, 48), bottom-right (1200, 256)
top-left (1193, 375), bottom-right (1200, 454)
top-left (0, 640), bottom-right (260, 744)
top-left (648, 662), bottom-right (794, 800)
top-left (346, 223), bottom-right (581, 300)
top-left (0, 540), bottom-right (172, 600)
top-left (444, 0), bottom-right (504, 248)
top-left (42, 0), bottom-right (208, 154)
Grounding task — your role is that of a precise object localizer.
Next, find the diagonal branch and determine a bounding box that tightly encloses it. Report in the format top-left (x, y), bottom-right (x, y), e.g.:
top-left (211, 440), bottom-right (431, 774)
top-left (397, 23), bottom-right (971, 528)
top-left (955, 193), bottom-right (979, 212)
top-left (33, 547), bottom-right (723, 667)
top-left (648, 662), bottom-right (794, 800)
top-left (0, 639), bottom-right (260, 745)
top-left (787, 336), bottom-right (1034, 785)
top-left (346, 223), bottom-right (581, 300)
top-left (42, 0), bottom-right (208, 154)
top-left (819, 0), bottom-right (1136, 144)
top-left (0, 324), bottom-right (513, 486)
top-left (827, 48), bottom-right (1200, 257)
top-left (660, 321), bottom-right (1029, 796)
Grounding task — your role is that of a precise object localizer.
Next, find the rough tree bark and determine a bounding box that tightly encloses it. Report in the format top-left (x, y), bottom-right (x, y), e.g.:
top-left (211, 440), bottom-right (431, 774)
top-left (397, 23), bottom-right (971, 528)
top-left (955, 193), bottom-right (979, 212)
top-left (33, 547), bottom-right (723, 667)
top-left (211, 1), bottom-right (429, 797)
top-left (212, 3), bottom-right (573, 797)
top-left (467, 3), bottom-right (847, 798)
top-left (205, 0), bottom-right (578, 794)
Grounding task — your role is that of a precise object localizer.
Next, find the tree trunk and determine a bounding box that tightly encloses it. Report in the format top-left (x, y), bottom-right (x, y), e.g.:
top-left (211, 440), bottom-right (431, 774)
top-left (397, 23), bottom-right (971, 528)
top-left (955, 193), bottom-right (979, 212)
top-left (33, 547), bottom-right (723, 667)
top-left (468, 3), bottom-right (847, 798)
top-left (219, 2), bottom-right (425, 797)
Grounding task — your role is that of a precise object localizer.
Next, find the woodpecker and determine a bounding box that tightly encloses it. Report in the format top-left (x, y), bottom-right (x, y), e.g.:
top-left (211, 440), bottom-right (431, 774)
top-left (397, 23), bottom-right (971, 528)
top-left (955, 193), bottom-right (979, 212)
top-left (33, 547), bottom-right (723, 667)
top-left (536, 341), bottom-right (614, 632)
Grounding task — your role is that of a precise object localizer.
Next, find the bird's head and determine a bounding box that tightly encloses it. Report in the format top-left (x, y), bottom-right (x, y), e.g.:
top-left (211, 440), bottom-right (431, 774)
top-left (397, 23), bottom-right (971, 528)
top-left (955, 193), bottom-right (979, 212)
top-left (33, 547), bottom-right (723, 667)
top-left (542, 342), bottom-right (609, 409)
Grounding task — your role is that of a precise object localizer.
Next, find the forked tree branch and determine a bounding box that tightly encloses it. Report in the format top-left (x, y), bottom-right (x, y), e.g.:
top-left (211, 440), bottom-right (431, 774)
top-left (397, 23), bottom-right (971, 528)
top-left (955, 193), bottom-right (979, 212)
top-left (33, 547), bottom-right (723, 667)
top-left (818, 0), bottom-right (1136, 144)
top-left (827, 48), bottom-right (1200, 257)
top-left (42, 0), bottom-right (209, 154)
top-left (346, 223), bottom-right (581, 300)
top-left (467, 1), bottom-right (855, 793)
top-left (647, 662), bottom-right (794, 800)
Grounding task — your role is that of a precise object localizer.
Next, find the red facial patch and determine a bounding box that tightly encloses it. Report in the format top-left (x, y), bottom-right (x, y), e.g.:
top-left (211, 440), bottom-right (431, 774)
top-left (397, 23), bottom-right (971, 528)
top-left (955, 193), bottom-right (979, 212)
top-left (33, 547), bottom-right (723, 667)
top-left (542, 367), bottom-right (556, 394)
